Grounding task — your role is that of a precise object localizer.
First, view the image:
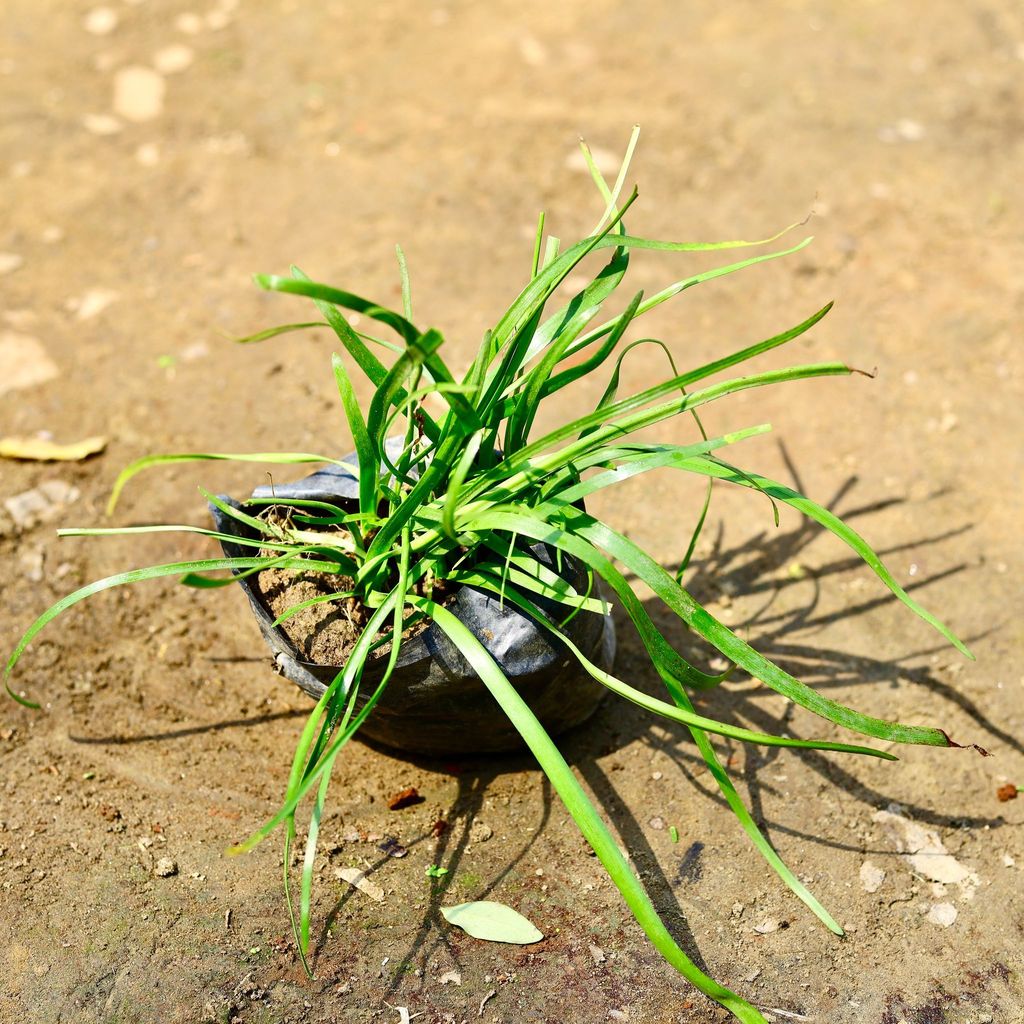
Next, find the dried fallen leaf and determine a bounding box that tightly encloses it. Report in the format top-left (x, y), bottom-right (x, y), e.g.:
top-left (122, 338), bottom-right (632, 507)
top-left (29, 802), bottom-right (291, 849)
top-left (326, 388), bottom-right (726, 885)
top-left (440, 901), bottom-right (542, 945)
top-left (336, 866), bottom-right (384, 902)
top-left (0, 435), bottom-right (107, 462)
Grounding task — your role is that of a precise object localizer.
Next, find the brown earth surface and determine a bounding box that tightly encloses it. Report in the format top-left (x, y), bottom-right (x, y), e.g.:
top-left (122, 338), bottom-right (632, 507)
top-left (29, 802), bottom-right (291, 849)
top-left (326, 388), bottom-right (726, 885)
top-left (2, 2), bottom-right (1024, 1022)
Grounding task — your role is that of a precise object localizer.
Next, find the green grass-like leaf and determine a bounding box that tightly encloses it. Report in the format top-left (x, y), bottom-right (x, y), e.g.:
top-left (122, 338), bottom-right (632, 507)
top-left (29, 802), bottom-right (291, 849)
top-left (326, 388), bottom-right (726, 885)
top-left (5, 128), bottom-right (973, 1023)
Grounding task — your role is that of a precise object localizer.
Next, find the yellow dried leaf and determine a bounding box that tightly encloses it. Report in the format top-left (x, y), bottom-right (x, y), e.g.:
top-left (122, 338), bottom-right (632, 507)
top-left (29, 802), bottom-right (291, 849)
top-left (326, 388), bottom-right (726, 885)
top-left (0, 435), bottom-right (107, 462)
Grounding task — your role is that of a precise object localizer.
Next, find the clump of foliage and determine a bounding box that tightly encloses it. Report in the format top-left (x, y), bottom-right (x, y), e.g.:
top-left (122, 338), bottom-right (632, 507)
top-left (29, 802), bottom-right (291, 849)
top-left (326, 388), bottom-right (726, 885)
top-left (5, 130), bottom-right (972, 1023)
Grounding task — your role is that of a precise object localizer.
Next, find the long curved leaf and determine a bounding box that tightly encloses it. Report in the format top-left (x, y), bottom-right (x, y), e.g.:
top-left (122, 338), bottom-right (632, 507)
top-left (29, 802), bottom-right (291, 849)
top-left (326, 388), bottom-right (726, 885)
top-left (419, 598), bottom-right (768, 1024)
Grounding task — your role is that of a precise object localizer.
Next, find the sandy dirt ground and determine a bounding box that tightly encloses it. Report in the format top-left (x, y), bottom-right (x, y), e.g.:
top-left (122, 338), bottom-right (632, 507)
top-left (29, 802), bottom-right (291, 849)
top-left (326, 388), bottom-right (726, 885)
top-left (2, 2), bottom-right (1024, 1022)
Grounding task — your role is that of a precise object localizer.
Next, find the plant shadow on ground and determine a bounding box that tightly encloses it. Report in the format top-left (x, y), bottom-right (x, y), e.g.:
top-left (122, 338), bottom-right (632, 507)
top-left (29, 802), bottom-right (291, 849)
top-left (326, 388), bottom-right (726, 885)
top-left (62, 469), bottom-right (1013, 996)
top-left (312, 467), bottom-right (1014, 995)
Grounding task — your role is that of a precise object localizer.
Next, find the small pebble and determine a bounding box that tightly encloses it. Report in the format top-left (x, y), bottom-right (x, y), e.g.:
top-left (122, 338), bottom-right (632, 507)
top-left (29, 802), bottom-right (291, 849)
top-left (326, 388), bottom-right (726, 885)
top-left (175, 12), bottom-right (203, 34)
top-left (153, 857), bottom-right (178, 878)
top-left (41, 226), bottom-right (64, 244)
top-left (0, 332), bottom-right (59, 396)
top-left (925, 902), bottom-right (957, 927)
top-left (83, 113), bottom-right (123, 136)
top-left (0, 253), bottom-right (23, 276)
top-left (181, 341), bottom-right (209, 361)
top-left (83, 7), bottom-right (119, 35)
top-left (205, 9), bottom-right (231, 29)
top-left (753, 918), bottom-right (779, 934)
top-left (153, 44), bottom-right (194, 74)
top-left (859, 861), bottom-right (886, 893)
top-left (878, 119), bottom-right (926, 143)
top-left (469, 821), bottom-right (493, 844)
top-left (70, 288), bottom-right (119, 321)
top-left (386, 787), bottom-right (423, 811)
top-left (113, 66), bottom-right (166, 122)
top-left (19, 547), bottom-right (44, 583)
top-left (518, 35), bottom-right (547, 66)
top-left (135, 143), bottom-right (160, 167)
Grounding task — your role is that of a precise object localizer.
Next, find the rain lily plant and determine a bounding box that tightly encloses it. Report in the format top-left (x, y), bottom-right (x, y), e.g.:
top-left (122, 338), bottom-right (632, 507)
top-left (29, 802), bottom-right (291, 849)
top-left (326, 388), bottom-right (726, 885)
top-left (5, 130), bottom-right (973, 1023)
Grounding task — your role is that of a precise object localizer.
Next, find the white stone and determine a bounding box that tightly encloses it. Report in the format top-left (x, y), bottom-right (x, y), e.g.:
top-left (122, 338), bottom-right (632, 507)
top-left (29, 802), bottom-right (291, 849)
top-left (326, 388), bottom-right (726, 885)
top-left (925, 902), bottom-right (957, 927)
top-left (83, 7), bottom-right (119, 35)
top-left (174, 12), bottom-right (203, 34)
top-left (859, 861), bottom-right (885, 893)
top-left (135, 142), bottom-right (160, 167)
top-left (83, 113), bottom-right (123, 136)
top-left (4, 480), bottom-right (80, 532)
top-left (0, 252), bottom-right (23, 276)
top-left (181, 341), bottom-right (209, 362)
top-left (873, 805), bottom-right (979, 897)
top-left (519, 35), bottom-right (547, 66)
top-left (878, 119), bottom-right (927, 143)
top-left (153, 44), bottom-right (194, 74)
top-left (70, 288), bottom-right (119, 321)
top-left (113, 66), bottom-right (166, 122)
top-left (0, 333), bottom-right (59, 396)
